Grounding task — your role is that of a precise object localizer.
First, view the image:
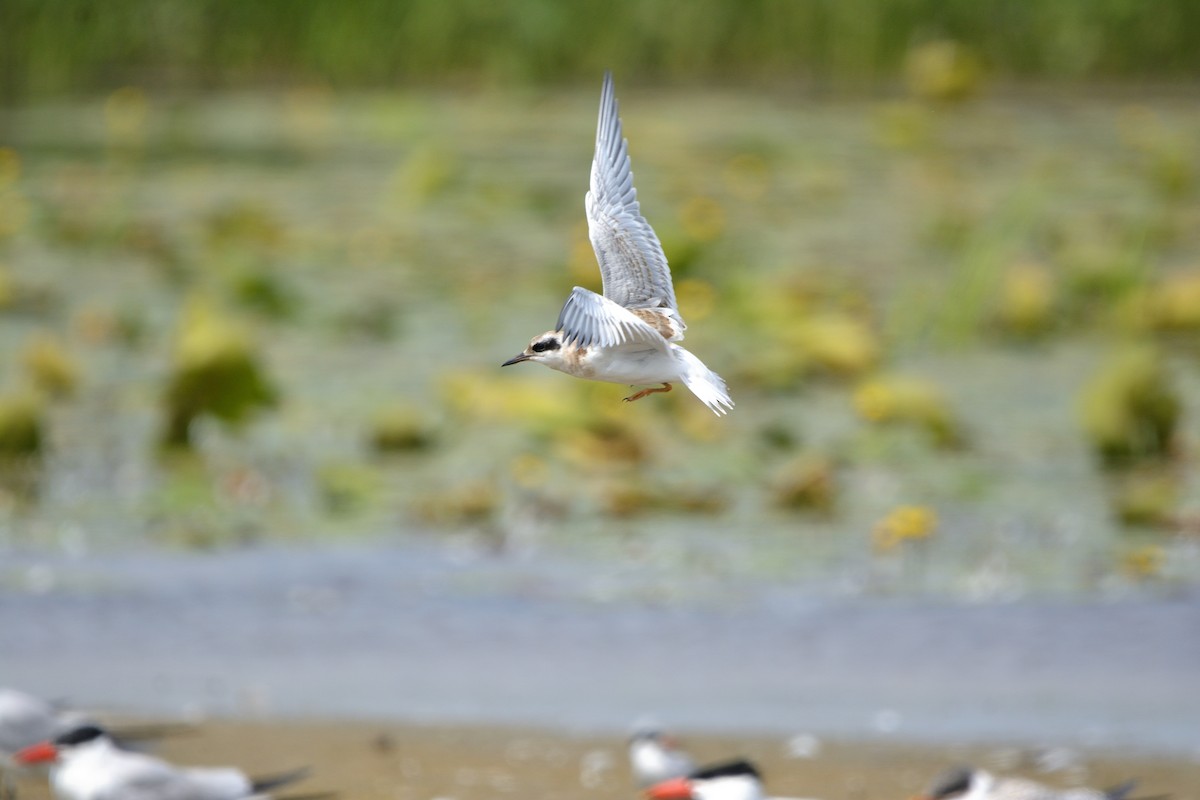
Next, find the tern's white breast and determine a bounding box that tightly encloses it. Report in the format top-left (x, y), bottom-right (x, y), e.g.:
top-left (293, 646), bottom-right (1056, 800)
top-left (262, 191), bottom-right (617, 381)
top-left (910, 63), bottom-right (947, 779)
top-left (574, 345), bottom-right (681, 386)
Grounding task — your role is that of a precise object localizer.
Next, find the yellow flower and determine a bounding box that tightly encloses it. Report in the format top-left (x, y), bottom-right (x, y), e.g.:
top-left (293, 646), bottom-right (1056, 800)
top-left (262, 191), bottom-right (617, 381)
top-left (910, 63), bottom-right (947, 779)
top-left (1120, 545), bottom-right (1165, 580)
top-left (873, 505), bottom-right (937, 552)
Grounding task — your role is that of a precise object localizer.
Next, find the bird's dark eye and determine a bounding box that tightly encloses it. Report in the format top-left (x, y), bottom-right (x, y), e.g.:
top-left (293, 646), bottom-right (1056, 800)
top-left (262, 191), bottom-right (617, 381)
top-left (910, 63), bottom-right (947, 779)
top-left (531, 338), bottom-right (560, 353)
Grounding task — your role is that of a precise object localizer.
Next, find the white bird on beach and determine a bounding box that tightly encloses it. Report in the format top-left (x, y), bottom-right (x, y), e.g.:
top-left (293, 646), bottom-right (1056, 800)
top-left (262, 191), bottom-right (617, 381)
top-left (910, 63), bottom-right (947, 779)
top-left (1, 688), bottom-right (97, 799)
top-left (628, 725), bottom-right (696, 787)
top-left (0, 688), bottom-right (92, 761)
top-left (644, 758), bottom-right (822, 800)
top-left (915, 765), bottom-right (1147, 800)
top-left (15, 724), bottom-right (310, 800)
top-left (502, 71), bottom-right (734, 416)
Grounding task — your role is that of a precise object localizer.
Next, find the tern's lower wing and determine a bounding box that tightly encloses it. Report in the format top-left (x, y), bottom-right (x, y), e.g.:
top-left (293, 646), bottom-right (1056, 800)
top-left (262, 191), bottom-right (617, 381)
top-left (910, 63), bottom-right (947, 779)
top-left (556, 286), bottom-right (670, 351)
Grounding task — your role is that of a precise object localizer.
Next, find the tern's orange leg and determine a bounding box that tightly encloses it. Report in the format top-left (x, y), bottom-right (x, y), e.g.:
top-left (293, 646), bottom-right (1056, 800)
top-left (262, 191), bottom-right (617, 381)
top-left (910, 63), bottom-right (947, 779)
top-left (623, 383), bottom-right (673, 403)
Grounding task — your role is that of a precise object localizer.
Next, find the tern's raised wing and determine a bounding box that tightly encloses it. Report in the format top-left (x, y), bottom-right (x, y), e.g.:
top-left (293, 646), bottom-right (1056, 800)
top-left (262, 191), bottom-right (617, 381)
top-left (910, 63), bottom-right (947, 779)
top-left (586, 72), bottom-right (682, 326)
top-left (556, 286), bottom-right (670, 351)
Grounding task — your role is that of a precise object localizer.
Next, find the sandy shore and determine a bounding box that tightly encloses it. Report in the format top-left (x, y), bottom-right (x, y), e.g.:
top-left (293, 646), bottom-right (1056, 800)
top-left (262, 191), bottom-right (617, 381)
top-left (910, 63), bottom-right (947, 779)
top-left (10, 719), bottom-right (1199, 800)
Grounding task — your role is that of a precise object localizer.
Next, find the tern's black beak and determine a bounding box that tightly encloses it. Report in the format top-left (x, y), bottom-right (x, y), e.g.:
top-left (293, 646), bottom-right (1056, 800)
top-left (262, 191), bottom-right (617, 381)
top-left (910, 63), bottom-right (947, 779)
top-left (501, 353), bottom-right (532, 367)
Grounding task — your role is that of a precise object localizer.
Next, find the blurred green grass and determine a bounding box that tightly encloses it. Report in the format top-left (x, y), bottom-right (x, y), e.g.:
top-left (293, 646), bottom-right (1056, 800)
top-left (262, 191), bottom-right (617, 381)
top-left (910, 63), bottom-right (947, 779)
top-left (2, 0), bottom-right (1200, 102)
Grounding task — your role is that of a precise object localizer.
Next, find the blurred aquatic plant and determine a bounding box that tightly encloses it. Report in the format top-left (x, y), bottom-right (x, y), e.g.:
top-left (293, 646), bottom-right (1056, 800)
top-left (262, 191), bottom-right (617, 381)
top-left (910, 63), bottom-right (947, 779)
top-left (904, 40), bottom-right (983, 104)
top-left (104, 86), bottom-right (149, 150)
top-left (567, 229), bottom-right (605, 293)
top-left (922, 202), bottom-right (979, 253)
top-left (121, 219), bottom-right (186, 275)
top-left (1056, 226), bottom-right (1145, 309)
top-left (0, 187), bottom-right (31, 241)
top-left (853, 374), bottom-right (965, 448)
top-left (1108, 469), bottom-right (1179, 528)
top-left (161, 300), bottom-right (279, 448)
top-left (318, 462), bottom-right (382, 516)
top-left (872, 505), bottom-right (938, 552)
top-left (0, 266), bottom-right (14, 310)
top-left (873, 101), bottom-right (934, 151)
top-left (1078, 345), bottom-right (1180, 469)
top-left (413, 479), bottom-right (499, 527)
top-left (600, 479), bottom-right (728, 519)
top-left (333, 295), bottom-right (402, 341)
top-left (0, 147), bottom-right (19, 185)
top-left (678, 195), bottom-right (726, 242)
top-left (203, 201), bottom-right (286, 254)
top-left (792, 313), bottom-right (881, 378)
top-left (1120, 113), bottom-right (1197, 202)
top-left (993, 261), bottom-right (1058, 338)
top-left (21, 334), bottom-right (81, 399)
top-left (1134, 270), bottom-right (1200, 334)
top-left (231, 266), bottom-right (301, 320)
top-left (369, 405), bottom-right (437, 454)
top-left (282, 84), bottom-right (335, 154)
top-left (728, 279), bottom-right (878, 389)
top-left (722, 153), bottom-right (771, 202)
top-left (770, 456), bottom-right (837, 515)
top-left (394, 146), bottom-right (460, 204)
top-left (1145, 143), bottom-right (1195, 201)
top-left (675, 279), bottom-right (718, 323)
top-left (444, 371), bottom-right (603, 434)
top-left (1119, 544), bottom-right (1166, 581)
top-left (0, 147), bottom-right (28, 242)
top-left (555, 416), bottom-right (649, 469)
top-left (0, 393), bottom-right (44, 458)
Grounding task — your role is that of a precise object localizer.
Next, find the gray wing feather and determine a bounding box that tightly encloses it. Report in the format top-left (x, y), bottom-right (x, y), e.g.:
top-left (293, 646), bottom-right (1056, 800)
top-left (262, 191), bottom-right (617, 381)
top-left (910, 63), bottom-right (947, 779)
top-left (556, 287), bottom-right (669, 351)
top-left (103, 765), bottom-right (249, 800)
top-left (586, 72), bottom-right (682, 322)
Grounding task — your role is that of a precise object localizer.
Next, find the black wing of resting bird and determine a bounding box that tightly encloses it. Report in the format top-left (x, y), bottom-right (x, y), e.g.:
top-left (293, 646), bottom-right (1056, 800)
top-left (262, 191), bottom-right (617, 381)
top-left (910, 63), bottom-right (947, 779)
top-left (250, 767), bottom-right (312, 794)
top-left (689, 760), bottom-right (762, 781)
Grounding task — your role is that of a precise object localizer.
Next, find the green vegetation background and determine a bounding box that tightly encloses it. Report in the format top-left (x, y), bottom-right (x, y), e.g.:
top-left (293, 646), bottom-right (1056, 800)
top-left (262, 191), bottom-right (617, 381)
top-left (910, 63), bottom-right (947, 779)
top-left (2, 0), bottom-right (1198, 101)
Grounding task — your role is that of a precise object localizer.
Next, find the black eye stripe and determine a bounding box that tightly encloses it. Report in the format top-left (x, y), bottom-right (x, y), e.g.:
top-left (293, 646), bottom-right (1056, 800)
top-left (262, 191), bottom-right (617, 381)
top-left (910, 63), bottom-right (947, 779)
top-left (531, 338), bottom-right (560, 353)
top-left (55, 725), bottom-right (106, 746)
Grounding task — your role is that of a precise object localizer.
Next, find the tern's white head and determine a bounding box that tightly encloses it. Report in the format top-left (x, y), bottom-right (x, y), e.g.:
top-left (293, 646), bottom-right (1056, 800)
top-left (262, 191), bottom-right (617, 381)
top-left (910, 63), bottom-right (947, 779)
top-left (502, 331), bottom-right (570, 372)
top-left (629, 725), bottom-right (694, 787)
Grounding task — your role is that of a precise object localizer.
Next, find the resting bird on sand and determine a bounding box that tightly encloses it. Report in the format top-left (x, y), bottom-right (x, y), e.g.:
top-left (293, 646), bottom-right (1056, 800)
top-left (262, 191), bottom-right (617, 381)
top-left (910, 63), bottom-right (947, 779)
top-left (16, 724), bottom-right (311, 800)
top-left (502, 72), bottom-right (733, 416)
top-left (628, 724), bottom-right (696, 788)
top-left (915, 765), bottom-right (1150, 800)
top-left (645, 759), bottom-right (823, 800)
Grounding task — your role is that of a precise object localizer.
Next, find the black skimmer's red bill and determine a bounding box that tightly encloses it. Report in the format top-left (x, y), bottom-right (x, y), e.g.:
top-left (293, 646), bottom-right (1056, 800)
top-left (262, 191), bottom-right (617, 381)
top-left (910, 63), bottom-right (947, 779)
top-left (646, 760), bottom-right (766, 800)
top-left (629, 723), bottom-right (697, 787)
top-left (15, 724), bottom-right (312, 800)
top-left (916, 765), bottom-right (1148, 800)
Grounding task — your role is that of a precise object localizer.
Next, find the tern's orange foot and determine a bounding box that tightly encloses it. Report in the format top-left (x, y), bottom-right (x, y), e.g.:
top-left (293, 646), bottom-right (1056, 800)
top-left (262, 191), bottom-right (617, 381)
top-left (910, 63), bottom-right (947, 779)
top-left (623, 383), bottom-right (673, 403)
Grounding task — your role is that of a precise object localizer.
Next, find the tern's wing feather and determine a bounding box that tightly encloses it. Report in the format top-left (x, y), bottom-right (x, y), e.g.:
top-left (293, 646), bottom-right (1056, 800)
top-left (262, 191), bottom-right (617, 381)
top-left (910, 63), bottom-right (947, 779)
top-left (95, 760), bottom-right (211, 800)
top-left (556, 286), bottom-right (669, 351)
top-left (586, 72), bottom-right (681, 322)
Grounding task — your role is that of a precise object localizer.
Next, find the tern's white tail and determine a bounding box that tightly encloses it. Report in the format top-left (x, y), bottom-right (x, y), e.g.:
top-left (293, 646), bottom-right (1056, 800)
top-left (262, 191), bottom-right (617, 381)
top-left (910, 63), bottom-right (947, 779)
top-left (672, 346), bottom-right (734, 416)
